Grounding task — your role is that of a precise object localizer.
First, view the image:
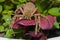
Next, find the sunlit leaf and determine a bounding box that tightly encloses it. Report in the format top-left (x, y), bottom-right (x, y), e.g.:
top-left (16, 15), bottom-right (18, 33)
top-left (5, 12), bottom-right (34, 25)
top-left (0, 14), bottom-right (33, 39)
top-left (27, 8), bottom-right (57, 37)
top-left (2, 14), bottom-right (11, 26)
top-left (48, 7), bottom-right (60, 16)
top-left (2, 14), bottom-right (11, 21)
top-left (2, 10), bottom-right (13, 15)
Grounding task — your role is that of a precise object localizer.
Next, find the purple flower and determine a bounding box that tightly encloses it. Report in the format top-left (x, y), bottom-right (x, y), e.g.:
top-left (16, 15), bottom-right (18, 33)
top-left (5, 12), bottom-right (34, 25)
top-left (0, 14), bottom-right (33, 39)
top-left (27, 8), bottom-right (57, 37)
top-left (13, 19), bottom-right (35, 29)
top-left (18, 19), bottom-right (36, 26)
top-left (40, 15), bottom-right (56, 30)
top-left (12, 15), bottom-right (56, 30)
top-left (25, 32), bottom-right (42, 37)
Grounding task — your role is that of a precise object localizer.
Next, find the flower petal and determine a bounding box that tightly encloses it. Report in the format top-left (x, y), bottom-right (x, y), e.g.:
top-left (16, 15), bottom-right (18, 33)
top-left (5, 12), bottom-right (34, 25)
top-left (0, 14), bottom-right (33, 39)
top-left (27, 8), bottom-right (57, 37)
top-left (40, 15), bottom-right (56, 30)
top-left (40, 17), bottom-right (49, 30)
top-left (13, 23), bottom-right (20, 29)
top-left (18, 20), bottom-right (36, 26)
top-left (12, 17), bottom-right (22, 29)
top-left (25, 32), bottom-right (42, 37)
top-left (25, 32), bottom-right (46, 40)
top-left (47, 15), bottom-right (56, 28)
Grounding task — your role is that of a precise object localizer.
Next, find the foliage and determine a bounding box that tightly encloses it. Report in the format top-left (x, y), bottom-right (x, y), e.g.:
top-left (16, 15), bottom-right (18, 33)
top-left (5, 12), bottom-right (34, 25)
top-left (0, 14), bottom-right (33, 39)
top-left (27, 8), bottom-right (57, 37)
top-left (0, 0), bottom-right (60, 39)
top-left (4, 29), bottom-right (14, 38)
top-left (0, 0), bottom-right (5, 3)
top-left (48, 7), bottom-right (60, 16)
top-left (0, 25), bottom-right (4, 32)
top-left (54, 21), bottom-right (60, 29)
top-left (0, 5), bottom-right (2, 12)
top-left (2, 14), bottom-right (11, 26)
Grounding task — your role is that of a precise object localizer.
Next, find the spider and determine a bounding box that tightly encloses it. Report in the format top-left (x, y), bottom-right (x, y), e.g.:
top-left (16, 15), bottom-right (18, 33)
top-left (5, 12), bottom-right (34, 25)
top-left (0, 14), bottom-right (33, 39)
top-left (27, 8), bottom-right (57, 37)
top-left (10, 2), bottom-right (51, 35)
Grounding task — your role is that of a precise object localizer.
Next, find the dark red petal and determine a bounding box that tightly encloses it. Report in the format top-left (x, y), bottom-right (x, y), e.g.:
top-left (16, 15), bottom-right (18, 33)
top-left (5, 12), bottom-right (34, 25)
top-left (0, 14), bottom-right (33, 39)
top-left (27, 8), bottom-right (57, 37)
top-left (18, 20), bottom-right (36, 26)
top-left (47, 15), bottom-right (56, 28)
top-left (13, 23), bottom-right (20, 29)
top-left (40, 15), bottom-right (56, 30)
top-left (40, 17), bottom-right (50, 30)
top-left (12, 17), bottom-right (22, 29)
top-left (34, 11), bottom-right (39, 14)
top-left (25, 32), bottom-right (46, 40)
top-left (25, 32), bottom-right (43, 37)
top-left (12, 19), bottom-right (35, 29)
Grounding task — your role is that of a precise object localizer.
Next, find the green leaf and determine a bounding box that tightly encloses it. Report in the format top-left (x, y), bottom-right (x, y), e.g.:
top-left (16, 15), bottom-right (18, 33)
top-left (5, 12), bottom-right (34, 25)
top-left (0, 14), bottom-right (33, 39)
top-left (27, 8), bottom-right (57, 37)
top-left (2, 14), bottom-right (11, 26)
top-left (43, 10), bottom-right (48, 15)
top-left (55, 0), bottom-right (60, 3)
top-left (35, 0), bottom-right (43, 13)
top-left (0, 25), bottom-right (4, 32)
top-left (19, 0), bottom-right (27, 3)
top-left (37, 6), bottom-right (43, 13)
top-left (3, 22), bottom-right (9, 26)
top-left (5, 28), bottom-right (9, 32)
top-left (0, 0), bottom-right (5, 3)
top-left (54, 21), bottom-right (60, 29)
top-left (0, 5), bottom-right (2, 12)
top-left (4, 29), bottom-right (14, 38)
top-left (4, 5), bottom-right (13, 10)
top-left (3, 14), bottom-right (11, 21)
top-left (48, 7), bottom-right (60, 16)
top-left (2, 10), bottom-right (13, 15)
top-left (11, 0), bottom-right (20, 4)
